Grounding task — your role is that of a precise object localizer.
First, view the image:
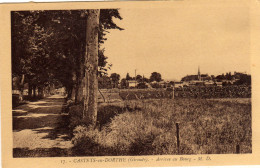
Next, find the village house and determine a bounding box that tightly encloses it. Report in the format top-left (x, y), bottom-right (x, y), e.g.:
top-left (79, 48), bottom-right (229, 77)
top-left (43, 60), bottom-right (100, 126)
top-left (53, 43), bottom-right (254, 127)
top-left (177, 66), bottom-right (225, 87)
top-left (127, 80), bottom-right (137, 88)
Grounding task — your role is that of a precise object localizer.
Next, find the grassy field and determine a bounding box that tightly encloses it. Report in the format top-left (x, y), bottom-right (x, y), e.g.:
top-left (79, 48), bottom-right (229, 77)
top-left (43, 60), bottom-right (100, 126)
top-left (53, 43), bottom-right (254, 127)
top-left (119, 89), bottom-right (173, 100)
top-left (174, 86), bottom-right (251, 98)
top-left (70, 97), bottom-right (252, 156)
top-left (98, 86), bottom-right (251, 103)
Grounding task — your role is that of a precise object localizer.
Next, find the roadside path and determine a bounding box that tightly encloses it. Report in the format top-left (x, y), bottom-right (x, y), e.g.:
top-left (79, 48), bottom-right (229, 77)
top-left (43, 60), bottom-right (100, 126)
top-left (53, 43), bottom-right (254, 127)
top-left (13, 95), bottom-right (73, 157)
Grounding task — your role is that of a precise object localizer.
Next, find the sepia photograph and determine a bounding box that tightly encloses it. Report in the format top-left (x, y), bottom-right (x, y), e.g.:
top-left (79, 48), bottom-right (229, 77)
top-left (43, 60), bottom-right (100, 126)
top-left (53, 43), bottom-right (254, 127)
top-left (11, 5), bottom-right (252, 158)
top-left (1, 1), bottom-right (260, 167)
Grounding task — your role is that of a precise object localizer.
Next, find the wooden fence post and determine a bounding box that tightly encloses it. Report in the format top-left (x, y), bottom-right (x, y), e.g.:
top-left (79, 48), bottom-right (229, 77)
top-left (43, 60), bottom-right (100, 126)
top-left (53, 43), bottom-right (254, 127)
top-left (172, 88), bottom-right (175, 99)
top-left (236, 144), bottom-right (240, 154)
top-left (176, 123), bottom-right (180, 154)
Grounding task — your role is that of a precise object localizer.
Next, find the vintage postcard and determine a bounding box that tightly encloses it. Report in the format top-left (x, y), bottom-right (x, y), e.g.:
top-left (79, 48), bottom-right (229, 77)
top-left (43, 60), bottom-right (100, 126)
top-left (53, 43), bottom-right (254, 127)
top-left (1, 0), bottom-right (260, 167)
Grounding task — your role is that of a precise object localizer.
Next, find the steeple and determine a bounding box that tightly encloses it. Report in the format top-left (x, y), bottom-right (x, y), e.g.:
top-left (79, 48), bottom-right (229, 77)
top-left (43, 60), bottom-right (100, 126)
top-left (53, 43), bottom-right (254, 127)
top-left (198, 66), bottom-right (201, 81)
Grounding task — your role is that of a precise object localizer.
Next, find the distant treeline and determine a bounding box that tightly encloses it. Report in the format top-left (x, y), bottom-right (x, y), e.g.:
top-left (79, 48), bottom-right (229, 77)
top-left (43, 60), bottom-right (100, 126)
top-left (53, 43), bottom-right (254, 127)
top-left (181, 72), bottom-right (251, 86)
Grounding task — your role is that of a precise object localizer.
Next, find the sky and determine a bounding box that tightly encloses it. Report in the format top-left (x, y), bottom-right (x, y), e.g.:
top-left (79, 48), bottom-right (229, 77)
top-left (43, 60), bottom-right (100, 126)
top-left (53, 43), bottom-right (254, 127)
top-left (102, 2), bottom-right (250, 81)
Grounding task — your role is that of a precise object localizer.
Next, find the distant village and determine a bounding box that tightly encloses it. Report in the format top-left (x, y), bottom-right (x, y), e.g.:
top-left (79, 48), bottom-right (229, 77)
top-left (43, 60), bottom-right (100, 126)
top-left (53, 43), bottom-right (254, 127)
top-left (12, 67), bottom-right (251, 98)
top-left (99, 67), bottom-right (251, 89)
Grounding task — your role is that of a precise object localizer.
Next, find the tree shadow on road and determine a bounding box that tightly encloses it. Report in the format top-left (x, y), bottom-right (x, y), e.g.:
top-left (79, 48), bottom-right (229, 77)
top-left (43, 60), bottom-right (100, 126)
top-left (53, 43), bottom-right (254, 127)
top-left (13, 97), bottom-right (73, 157)
top-left (35, 113), bottom-right (71, 141)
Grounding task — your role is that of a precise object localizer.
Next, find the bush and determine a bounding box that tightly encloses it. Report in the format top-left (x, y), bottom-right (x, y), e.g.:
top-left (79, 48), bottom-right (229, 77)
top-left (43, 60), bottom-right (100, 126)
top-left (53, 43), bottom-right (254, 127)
top-left (137, 82), bottom-right (148, 89)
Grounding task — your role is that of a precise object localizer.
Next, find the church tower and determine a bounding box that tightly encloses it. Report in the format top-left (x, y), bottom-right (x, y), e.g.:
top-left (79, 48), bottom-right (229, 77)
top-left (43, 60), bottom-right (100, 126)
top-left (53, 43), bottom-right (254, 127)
top-left (198, 66), bottom-right (201, 81)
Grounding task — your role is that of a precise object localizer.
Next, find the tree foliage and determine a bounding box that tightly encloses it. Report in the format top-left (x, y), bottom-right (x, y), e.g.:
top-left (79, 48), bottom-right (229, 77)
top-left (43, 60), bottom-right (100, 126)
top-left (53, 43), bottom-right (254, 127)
top-left (11, 9), bottom-right (123, 98)
top-left (110, 73), bottom-right (120, 88)
top-left (126, 73), bottom-right (132, 80)
top-left (150, 72), bottom-right (162, 82)
top-left (136, 75), bottom-right (143, 82)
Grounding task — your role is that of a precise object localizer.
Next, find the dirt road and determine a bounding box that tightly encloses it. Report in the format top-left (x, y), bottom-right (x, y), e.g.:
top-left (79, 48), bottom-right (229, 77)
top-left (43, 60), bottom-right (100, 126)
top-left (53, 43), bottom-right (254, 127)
top-left (13, 95), bottom-right (73, 157)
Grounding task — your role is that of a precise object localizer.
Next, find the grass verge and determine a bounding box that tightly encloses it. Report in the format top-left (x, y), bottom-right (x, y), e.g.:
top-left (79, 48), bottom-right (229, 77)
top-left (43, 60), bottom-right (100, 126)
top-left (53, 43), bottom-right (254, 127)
top-left (70, 98), bottom-right (251, 156)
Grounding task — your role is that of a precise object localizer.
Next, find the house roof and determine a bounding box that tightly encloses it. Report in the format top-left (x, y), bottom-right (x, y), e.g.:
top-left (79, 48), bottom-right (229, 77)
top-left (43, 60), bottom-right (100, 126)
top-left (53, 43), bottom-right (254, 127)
top-left (127, 80), bottom-right (137, 83)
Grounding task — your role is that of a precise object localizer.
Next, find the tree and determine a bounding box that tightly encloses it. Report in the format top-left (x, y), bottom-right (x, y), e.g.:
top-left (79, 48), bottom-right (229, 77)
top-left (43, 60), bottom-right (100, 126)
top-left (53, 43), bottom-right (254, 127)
top-left (136, 75), bottom-right (142, 83)
top-left (82, 10), bottom-right (100, 126)
top-left (11, 11), bottom-right (61, 100)
top-left (110, 73), bottom-right (120, 88)
top-left (11, 10), bottom-right (123, 100)
top-left (216, 74), bottom-right (225, 81)
top-left (150, 82), bottom-right (161, 88)
top-left (211, 75), bottom-right (216, 81)
top-left (120, 78), bottom-right (128, 88)
top-left (143, 76), bottom-right (149, 83)
top-left (126, 73), bottom-right (132, 80)
top-left (137, 82), bottom-right (148, 89)
top-left (76, 9), bottom-right (123, 103)
top-left (150, 72), bottom-right (162, 82)
top-left (11, 9), bottom-right (123, 126)
top-left (225, 72), bottom-right (232, 80)
top-left (82, 9), bottom-right (123, 126)
top-left (98, 75), bottom-right (112, 89)
top-left (234, 74), bottom-right (251, 85)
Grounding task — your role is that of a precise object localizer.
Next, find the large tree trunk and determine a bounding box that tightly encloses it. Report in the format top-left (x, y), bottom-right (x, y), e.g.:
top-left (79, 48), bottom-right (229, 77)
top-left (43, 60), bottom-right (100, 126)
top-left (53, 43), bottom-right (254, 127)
top-left (83, 9), bottom-right (100, 126)
top-left (75, 19), bottom-right (87, 104)
top-left (75, 68), bottom-right (84, 103)
top-left (75, 45), bottom-right (85, 103)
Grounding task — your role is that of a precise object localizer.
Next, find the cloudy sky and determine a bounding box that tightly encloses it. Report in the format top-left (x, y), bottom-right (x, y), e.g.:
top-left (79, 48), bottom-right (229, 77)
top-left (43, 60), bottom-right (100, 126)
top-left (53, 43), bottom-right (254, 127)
top-left (102, 2), bottom-right (250, 81)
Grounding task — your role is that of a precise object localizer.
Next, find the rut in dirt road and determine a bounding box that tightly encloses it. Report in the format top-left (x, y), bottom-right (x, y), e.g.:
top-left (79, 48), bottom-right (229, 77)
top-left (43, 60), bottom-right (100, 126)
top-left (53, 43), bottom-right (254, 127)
top-left (13, 95), bottom-right (73, 157)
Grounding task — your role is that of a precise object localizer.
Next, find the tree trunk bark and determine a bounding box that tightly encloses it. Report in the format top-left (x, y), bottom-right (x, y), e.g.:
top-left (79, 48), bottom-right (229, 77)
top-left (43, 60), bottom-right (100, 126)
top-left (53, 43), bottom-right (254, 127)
top-left (66, 85), bottom-right (73, 100)
top-left (33, 85), bottom-right (36, 98)
top-left (38, 86), bottom-right (44, 98)
top-left (83, 9), bottom-right (100, 127)
top-left (71, 71), bottom-right (77, 101)
top-left (50, 83), bottom-right (55, 95)
top-left (18, 74), bottom-right (25, 101)
top-left (75, 47), bottom-right (84, 103)
top-left (28, 83), bottom-right (32, 98)
top-left (71, 86), bottom-right (76, 101)
top-left (75, 74), bottom-right (83, 103)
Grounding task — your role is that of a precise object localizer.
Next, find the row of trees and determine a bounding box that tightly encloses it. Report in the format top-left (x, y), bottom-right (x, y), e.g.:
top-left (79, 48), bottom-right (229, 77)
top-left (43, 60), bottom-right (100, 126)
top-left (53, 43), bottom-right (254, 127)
top-left (215, 72), bottom-right (251, 85)
top-left (181, 71), bottom-right (251, 86)
top-left (12, 9), bottom-right (123, 126)
top-left (125, 72), bottom-right (162, 82)
top-left (98, 72), bottom-right (163, 89)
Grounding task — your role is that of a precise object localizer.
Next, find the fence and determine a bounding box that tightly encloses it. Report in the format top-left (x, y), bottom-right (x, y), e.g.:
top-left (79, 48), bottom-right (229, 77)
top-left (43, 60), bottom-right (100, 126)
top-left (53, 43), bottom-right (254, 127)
top-left (119, 89), bottom-right (173, 100)
top-left (117, 86), bottom-right (251, 100)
